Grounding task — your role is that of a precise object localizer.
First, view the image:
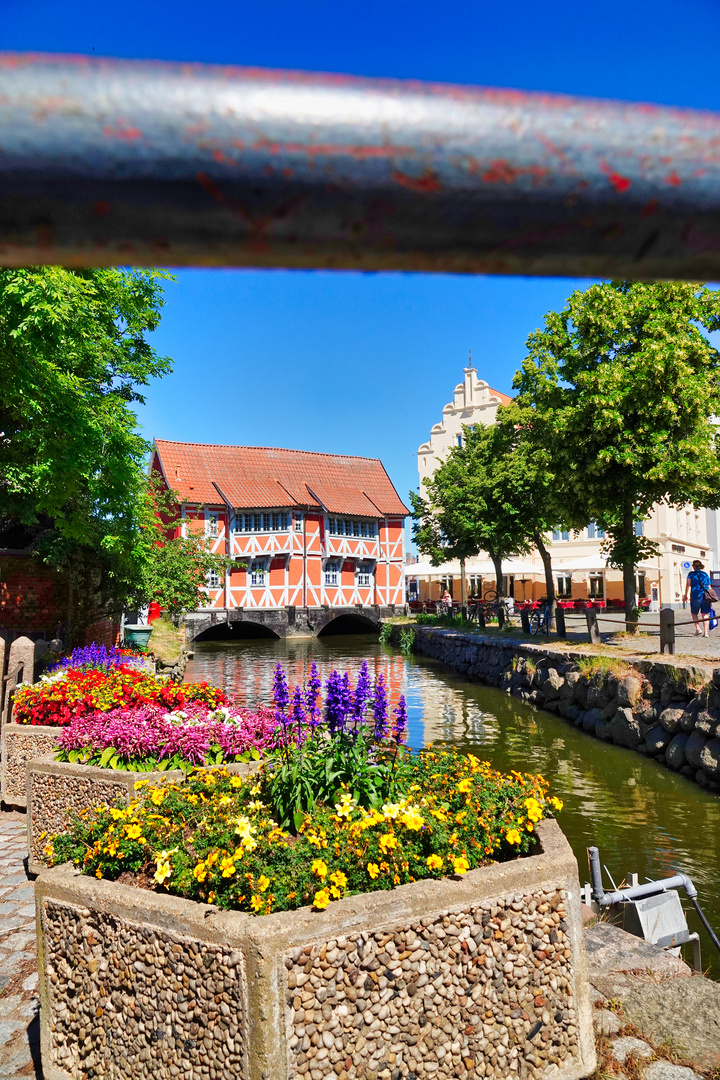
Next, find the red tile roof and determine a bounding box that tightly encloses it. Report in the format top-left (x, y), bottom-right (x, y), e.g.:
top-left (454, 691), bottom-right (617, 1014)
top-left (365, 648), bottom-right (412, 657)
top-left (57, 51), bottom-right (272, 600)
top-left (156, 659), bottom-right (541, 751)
top-left (489, 387), bottom-right (513, 407)
top-left (153, 440), bottom-right (409, 517)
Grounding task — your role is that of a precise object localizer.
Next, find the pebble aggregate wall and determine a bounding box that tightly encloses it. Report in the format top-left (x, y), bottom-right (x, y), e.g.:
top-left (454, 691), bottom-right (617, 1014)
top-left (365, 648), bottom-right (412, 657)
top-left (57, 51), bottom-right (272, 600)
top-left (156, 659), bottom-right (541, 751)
top-left (35, 819), bottom-right (595, 1080)
top-left (2, 723), bottom-right (59, 807)
top-left (403, 627), bottom-right (720, 793)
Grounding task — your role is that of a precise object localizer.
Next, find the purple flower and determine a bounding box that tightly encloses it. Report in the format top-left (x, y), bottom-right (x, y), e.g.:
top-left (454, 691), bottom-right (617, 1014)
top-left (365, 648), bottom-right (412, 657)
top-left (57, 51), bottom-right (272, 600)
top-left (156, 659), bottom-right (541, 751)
top-left (353, 661), bottom-right (371, 728)
top-left (290, 686), bottom-right (306, 739)
top-left (324, 670), bottom-right (345, 735)
top-left (272, 663), bottom-right (290, 731)
top-left (393, 695), bottom-right (408, 745)
top-left (49, 642), bottom-right (143, 674)
top-left (305, 662), bottom-right (322, 728)
top-left (372, 673), bottom-right (389, 740)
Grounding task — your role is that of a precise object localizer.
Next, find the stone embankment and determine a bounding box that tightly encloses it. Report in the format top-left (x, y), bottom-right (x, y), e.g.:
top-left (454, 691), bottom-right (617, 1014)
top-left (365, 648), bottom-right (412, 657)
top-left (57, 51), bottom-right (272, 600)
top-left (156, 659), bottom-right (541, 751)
top-left (394, 626), bottom-right (720, 793)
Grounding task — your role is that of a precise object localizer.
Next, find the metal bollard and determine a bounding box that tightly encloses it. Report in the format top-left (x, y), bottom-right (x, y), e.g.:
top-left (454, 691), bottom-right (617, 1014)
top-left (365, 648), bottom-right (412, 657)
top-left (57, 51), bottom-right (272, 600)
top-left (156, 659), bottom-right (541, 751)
top-left (660, 608), bottom-right (675, 655)
top-left (585, 610), bottom-right (601, 644)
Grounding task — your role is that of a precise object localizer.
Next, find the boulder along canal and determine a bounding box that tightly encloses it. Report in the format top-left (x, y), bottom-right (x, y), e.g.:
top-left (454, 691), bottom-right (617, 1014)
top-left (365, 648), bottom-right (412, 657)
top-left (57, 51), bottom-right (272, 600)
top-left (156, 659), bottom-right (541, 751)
top-left (185, 634), bottom-right (720, 980)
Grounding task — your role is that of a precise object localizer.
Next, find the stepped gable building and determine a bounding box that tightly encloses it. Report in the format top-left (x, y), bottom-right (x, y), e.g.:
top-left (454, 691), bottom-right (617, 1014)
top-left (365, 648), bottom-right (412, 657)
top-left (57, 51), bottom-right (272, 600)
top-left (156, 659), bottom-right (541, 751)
top-left (152, 440), bottom-right (408, 623)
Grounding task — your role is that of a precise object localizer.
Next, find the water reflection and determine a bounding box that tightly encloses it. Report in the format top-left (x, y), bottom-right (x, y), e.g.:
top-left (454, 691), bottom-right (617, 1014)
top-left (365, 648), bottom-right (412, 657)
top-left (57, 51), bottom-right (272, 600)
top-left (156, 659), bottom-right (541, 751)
top-left (186, 635), bottom-right (720, 977)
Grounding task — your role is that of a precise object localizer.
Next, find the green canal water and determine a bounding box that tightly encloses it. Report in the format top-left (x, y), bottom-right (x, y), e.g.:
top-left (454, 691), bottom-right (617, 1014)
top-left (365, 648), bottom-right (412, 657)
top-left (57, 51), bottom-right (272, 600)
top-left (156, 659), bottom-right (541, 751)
top-left (185, 634), bottom-right (720, 979)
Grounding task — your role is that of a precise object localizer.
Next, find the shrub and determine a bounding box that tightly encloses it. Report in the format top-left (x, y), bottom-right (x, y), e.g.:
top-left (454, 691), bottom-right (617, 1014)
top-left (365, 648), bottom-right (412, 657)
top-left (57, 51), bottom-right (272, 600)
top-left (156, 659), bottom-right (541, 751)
top-left (54, 703), bottom-right (280, 771)
top-left (47, 753), bottom-right (562, 916)
top-left (47, 643), bottom-right (145, 674)
top-left (13, 668), bottom-right (227, 726)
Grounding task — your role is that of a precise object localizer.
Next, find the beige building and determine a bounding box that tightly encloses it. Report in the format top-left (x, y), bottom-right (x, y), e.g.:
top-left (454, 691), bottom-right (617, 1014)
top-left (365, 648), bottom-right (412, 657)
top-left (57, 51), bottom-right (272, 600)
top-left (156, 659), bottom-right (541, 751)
top-left (410, 363), bottom-right (711, 608)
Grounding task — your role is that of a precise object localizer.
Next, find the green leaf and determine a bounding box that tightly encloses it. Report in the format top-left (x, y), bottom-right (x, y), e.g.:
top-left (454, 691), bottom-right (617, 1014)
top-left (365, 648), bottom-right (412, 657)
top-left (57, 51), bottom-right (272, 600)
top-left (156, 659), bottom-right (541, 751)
top-left (99, 746), bottom-right (116, 768)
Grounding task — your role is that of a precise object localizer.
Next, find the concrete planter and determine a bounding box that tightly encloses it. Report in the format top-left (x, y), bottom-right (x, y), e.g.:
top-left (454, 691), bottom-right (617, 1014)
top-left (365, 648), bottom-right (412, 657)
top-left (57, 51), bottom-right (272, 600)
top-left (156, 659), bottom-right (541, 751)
top-left (27, 757), bottom-right (260, 876)
top-left (36, 818), bottom-right (596, 1080)
top-left (2, 723), bottom-right (61, 808)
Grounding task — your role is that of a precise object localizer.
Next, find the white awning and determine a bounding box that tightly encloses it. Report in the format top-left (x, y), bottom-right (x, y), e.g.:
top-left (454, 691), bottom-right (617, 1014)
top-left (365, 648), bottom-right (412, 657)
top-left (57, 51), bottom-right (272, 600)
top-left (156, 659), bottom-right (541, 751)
top-left (404, 557), bottom-right (541, 578)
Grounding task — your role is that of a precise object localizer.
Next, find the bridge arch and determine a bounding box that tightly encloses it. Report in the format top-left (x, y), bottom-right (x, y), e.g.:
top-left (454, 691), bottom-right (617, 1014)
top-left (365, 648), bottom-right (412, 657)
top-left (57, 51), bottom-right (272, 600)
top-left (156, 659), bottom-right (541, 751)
top-left (189, 619), bottom-right (281, 643)
top-left (316, 612), bottom-right (381, 637)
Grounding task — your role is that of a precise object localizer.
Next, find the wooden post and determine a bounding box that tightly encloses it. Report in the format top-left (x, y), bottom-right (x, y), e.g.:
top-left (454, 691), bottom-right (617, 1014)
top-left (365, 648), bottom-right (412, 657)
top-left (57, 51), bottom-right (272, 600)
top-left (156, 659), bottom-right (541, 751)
top-left (660, 607), bottom-right (675, 655)
top-left (555, 606), bottom-right (566, 637)
top-left (585, 610), bottom-right (601, 644)
top-left (476, 608), bottom-right (486, 630)
top-left (520, 609), bottom-right (530, 633)
top-left (498, 605), bottom-right (505, 630)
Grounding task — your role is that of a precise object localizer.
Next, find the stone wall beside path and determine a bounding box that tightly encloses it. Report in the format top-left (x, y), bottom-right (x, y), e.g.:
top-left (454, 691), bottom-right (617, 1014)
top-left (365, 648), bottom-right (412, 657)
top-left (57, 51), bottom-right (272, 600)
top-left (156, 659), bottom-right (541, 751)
top-left (395, 626), bottom-right (720, 794)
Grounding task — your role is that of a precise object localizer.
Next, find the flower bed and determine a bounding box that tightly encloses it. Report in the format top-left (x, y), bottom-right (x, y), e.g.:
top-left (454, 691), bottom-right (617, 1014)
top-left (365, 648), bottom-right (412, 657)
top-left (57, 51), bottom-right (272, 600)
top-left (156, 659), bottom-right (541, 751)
top-left (47, 754), bottom-right (561, 914)
top-left (12, 666), bottom-right (227, 726)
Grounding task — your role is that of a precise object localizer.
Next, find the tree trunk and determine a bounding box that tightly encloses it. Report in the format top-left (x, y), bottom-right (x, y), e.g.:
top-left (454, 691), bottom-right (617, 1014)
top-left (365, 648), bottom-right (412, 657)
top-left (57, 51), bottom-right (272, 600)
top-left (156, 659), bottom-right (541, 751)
top-left (622, 501), bottom-right (638, 633)
top-left (534, 532), bottom-right (556, 630)
top-left (489, 550), bottom-right (503, 595)
top-left (460, 556), bottom-right (467, 618)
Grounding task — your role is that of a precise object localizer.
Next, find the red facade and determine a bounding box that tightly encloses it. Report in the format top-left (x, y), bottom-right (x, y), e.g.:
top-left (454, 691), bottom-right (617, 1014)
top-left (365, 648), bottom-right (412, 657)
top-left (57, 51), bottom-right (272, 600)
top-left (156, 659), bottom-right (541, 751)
top-left (152, 441), bottom-right (408, 612)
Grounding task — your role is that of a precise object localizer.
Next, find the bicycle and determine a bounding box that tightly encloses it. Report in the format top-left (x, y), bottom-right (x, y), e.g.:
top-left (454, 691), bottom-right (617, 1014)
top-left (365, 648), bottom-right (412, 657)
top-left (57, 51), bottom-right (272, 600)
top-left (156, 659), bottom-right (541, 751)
top-left (528, 603), bottom-right (552, 635)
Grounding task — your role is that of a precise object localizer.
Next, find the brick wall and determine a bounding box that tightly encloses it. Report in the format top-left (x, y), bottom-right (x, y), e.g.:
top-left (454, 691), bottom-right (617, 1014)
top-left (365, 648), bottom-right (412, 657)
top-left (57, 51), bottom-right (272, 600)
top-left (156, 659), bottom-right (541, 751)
top-left (0, 553), bottom-right (68, 638)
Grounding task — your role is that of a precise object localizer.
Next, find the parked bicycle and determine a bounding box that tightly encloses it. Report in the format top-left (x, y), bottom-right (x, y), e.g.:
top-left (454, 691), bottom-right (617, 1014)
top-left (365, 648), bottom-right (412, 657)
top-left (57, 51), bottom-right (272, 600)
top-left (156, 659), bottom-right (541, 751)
top-left (528, 603), bottom-right (552, 635)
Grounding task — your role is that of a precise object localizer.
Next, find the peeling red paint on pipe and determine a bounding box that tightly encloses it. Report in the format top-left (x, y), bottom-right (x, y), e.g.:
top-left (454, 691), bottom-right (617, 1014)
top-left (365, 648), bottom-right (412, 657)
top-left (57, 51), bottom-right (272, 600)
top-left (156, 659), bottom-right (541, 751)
top-left (2, 52), bottom-right (720, 277)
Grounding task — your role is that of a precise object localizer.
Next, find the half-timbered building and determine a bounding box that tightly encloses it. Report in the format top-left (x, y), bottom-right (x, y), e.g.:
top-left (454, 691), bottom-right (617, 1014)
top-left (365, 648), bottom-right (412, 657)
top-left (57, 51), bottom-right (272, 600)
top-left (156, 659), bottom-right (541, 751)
top-left (151, 440), bottom-right (408, 632)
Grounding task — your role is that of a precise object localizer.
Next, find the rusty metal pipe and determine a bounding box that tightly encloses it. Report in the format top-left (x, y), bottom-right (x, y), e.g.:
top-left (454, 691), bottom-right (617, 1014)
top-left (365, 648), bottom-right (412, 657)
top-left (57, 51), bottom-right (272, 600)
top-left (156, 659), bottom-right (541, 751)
top-left (2, 52), bottom-right (720, 277)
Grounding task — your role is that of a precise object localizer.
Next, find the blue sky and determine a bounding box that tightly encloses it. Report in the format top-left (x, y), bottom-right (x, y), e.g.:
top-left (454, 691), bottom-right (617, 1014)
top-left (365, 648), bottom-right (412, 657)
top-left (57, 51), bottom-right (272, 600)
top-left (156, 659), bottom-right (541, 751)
top-left (5, 0), bottom-right (720, 517)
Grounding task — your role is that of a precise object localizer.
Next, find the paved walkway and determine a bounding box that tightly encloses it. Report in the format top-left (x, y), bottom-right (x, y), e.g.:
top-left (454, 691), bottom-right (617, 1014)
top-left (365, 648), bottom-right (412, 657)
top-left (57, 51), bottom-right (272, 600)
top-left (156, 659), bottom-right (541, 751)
top-left (0, 814), bottom-right (41, 1079)
top-left (543, 611), bottom-right (720, 662)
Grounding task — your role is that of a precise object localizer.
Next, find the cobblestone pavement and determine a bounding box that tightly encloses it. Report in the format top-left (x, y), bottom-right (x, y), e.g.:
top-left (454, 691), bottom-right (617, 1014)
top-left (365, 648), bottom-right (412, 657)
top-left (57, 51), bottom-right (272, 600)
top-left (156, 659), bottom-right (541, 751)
top-left (0, 813), bottom-right (41, 1079)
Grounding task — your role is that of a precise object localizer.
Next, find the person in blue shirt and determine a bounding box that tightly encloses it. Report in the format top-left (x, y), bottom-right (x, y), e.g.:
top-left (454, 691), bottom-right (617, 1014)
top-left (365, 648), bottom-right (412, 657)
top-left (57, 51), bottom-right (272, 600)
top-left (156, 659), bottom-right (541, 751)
top-left (683, 559), bottom-right (712, 637)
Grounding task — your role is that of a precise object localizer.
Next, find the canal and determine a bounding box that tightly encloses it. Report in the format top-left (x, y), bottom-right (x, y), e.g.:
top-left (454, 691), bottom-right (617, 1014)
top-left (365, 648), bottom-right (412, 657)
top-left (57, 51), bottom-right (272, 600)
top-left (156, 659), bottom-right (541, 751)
top-left (185, 634), bottom-right (720, 979)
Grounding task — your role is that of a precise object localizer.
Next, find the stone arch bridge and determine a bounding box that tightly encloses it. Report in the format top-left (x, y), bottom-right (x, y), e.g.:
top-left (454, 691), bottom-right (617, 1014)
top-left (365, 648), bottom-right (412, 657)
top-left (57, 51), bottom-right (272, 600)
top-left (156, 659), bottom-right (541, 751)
top-left (184, 605), bottom-right (399, 643)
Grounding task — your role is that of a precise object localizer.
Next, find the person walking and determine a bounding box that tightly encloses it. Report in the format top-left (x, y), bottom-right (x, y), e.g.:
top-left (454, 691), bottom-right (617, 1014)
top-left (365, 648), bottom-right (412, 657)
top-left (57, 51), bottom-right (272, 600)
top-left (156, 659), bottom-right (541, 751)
top-left (684, 560), bottom-right (713, 637)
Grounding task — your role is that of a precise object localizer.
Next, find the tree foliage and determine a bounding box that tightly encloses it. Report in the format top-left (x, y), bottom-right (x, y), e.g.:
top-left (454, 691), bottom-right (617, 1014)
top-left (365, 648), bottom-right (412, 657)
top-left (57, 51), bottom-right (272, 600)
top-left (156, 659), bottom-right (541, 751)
top-left (513, 280), bottom-right (720, 622)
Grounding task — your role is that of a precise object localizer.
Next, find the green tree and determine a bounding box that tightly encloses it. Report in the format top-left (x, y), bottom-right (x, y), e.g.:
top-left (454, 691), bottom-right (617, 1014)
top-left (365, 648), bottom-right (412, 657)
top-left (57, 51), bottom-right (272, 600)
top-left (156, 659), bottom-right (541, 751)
top-left (513, 281), bottom-right (720, 628)
top-left (132, 478), bottom-right (231, 617)
top-left (0, 266), bottom-right (173, 635)
top-left (411, 424), bottom-right (533, 605)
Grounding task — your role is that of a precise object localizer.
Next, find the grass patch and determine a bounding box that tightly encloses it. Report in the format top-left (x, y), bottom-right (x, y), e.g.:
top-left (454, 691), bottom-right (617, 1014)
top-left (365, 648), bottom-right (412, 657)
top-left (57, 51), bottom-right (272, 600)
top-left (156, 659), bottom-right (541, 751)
top-left (149, 617), bottom-right (184, 666)
top-left (574, 655), bottom-right (632, 681)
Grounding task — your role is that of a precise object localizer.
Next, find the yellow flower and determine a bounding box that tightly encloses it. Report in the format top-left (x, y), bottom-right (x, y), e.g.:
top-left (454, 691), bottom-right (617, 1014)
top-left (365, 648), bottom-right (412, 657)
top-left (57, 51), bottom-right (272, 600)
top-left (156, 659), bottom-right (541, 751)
top-left (313, 888), bottom-right (331, 910)
top-left (123, 823), bottom-right (142, 840)
top-left (330, 886), bottom-right (342, 899)
top-left (220, 857), bottom-right (237, 878)
top-left (524, 797), bottom-right (543, 823)
top-left (378, 833), bottom-right (397, 853)
top-left (334, 792), bottom-right (356, 818)
top-left (457, 778), bottom-right (472, 793)
top-left (367, 862), bottom-right (380, 879)
top-left (506, 829), bottom-right (521, 845)
top-left (452, 856), bottom-right (470, 876)
top-left (257, 874), bottom-right (271, 893)
top-left (150, 788), bottom-right (165, 806)
top-left (382, 802), bottom-right (401, 819)
top-left (250, 895), bottom-right (264, 912)
top-left (329, 870), bottom-right (347, 890)
top-left (311, 858), bottom-right (328, 879)
top-left (399, 806), bottom-right (425, 831)
top-left (426, 854), bottom-right (443, 871)
top-left (193, 861), bottom-right (209, 882)
top-left (230, 776), bottom-right (244, 788)
top-left (153, 853), bottom-right (173, 885)
top-left (548, 796), bottom-right (564, 812)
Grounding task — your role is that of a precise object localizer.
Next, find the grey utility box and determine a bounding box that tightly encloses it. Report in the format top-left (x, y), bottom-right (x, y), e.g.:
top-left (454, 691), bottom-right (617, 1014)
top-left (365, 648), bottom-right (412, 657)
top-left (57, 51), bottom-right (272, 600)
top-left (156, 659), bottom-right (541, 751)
top-left (622, 890), bottom-right (691, 949)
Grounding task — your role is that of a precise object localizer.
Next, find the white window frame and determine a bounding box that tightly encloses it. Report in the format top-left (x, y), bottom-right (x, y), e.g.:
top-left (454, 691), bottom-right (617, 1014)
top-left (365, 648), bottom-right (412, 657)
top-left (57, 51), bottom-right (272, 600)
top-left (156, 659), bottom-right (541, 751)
top-left (250, 558), bottom-right (269, 588)
top-left (205, 568), bottom-right (221, 589)
top-left (356, 561), bottom-right (373, 587)
top-left (324, 559), bottom-right (340, 587)
top-left (205, 513), bottom-right (219, 538)
top-left (294, 513), bottom-right (303, 532)
top-left (557, 574), bottom-right (572, 598)
top-left (589, 574), bottom-right (604, 599)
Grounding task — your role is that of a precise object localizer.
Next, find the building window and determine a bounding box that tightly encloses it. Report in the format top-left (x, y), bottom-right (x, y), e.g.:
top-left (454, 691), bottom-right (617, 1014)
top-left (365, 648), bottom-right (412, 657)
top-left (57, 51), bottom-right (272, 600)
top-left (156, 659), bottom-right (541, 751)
top-left (250, 559), bottom-right (268, 587)
top-left (589, 575), bottom-right (604, 599)
top-left (636, 571), bottom-right (646, 598)
top-left (456, 434), bottom-right (462, 446)
top-left (634, 520), bottom-right (644, 536)
top-left (328, 518), bottom-right (377, 537)
top-left (206, 514), bottom-right (219, 538)
top-left (294, 514), bottom-right (303, 532)
top-left (552, 529), bottom-right (570, 542)
top-left (235, 512), bottom-right (289, 533)
top-left (357, 562), bottom-right (373, 587)
top-left (324, 559), bottom-right (340, 587)
top-left (205, 568), bottom-right (221, 589)
top-left (557, 574), bottom-right (572, 597)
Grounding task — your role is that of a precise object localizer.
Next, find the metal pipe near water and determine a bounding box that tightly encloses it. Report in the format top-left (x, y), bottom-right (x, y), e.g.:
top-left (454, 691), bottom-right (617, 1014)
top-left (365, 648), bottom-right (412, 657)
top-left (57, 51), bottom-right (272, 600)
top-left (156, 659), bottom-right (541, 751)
top-left (3, 53), bottom-right (720, 276)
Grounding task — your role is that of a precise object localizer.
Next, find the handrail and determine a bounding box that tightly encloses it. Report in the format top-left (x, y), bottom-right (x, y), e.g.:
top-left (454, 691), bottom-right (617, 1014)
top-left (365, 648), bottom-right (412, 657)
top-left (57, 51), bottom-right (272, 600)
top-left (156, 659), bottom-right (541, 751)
top-left (2, 53), bottom-right (720, 275)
